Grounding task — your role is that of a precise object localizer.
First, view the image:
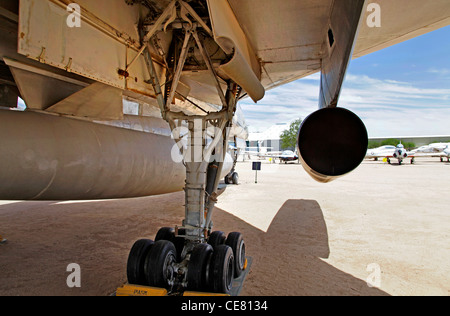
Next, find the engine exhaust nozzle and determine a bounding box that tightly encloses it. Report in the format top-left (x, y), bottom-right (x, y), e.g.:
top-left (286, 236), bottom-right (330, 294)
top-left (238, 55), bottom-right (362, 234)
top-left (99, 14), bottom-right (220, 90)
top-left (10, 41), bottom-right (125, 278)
top-left (298, 107), bottom-right (368, 183)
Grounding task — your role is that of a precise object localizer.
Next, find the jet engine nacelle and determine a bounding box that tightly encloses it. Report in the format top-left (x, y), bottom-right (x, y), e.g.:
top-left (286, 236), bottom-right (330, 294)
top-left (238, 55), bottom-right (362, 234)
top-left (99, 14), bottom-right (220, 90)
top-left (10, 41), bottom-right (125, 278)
top-left (297, 107), bottom-right (368, 183)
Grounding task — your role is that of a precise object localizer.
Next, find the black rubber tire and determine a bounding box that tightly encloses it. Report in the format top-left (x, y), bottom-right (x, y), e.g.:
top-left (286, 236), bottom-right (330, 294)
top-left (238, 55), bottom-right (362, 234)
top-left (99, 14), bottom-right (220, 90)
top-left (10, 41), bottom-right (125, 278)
top-left (231, 172), bottom-right (239, 185)
top-left (208, 231), bottom-right (226, 249)
top-left (155, 227), bottom-right (175, 242)
top-left (210, 245), bottom-right (234, 294)
top-left (145, 240), bottom-right (177, 289)
top-left (226, 232), bottom-right (246, 278)
top-left (187, 243), bottom-right (214, 291)
top-left (126, 239), bottom-right (154, 286)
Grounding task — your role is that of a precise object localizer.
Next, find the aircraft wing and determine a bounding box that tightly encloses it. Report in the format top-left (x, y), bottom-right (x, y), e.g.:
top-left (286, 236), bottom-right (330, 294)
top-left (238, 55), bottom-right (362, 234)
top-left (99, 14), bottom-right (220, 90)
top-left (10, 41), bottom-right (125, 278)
top-left (2, 0), bottom-right (448, 113)
top-left (413, 152), bottom-right (448, 158)
top-left (366, 149), bottom-right (415, 158)
top-left (270, 153), bottom-right (298, 159)
top-left (374, 152), bottom-right (416, 158)
top-left (228, 0), bottom-right (450, 94)
top-left (369, 154), bottom-right (395, 159)
top-left (245, 151), bottom-right (282, 158)
top-left (365, 150), bottom-right (395, 159)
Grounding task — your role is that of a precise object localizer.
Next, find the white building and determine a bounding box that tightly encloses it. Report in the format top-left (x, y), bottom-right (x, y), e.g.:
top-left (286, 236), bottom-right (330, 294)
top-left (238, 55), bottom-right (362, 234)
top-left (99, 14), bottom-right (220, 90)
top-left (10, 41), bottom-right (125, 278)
top-left (248, 123), bottom-right (290, 152)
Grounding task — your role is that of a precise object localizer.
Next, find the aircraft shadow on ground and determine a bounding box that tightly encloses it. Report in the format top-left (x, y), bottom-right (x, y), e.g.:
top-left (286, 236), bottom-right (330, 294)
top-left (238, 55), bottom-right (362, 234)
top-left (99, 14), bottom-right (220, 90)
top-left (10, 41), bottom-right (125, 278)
top-left (214, 199), bottom-right (389, 296)
top-left (0, 196), bottom-right (389, 296)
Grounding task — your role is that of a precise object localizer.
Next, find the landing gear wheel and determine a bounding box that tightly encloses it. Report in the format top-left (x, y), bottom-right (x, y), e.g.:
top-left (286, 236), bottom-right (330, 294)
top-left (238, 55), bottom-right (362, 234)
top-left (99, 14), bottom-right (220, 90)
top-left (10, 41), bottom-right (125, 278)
top-left (226, 232), bottom-right (246, 278)
top-left (231, 172), bottom-right (239, 185)
top-left (187, 243), bottom-right (214, 291)
top-left (155, 227), bottom-right (185, 261)
top-left (145, 240), bottom-right (177, 289)
top-left (155, 227), bottom-right (175, 242)
top-left (210, 245), bottom-right (234, 294)
top-left (126, 239), bottom-right (154, 286)
top-left (208, 231), bottom-right (226, 249)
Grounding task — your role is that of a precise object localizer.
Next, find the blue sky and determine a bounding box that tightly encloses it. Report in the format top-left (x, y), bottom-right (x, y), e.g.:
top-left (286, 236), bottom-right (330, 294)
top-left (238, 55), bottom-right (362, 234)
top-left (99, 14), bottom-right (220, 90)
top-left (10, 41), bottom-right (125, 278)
top-left (240, 26), bottom-right (450, 138)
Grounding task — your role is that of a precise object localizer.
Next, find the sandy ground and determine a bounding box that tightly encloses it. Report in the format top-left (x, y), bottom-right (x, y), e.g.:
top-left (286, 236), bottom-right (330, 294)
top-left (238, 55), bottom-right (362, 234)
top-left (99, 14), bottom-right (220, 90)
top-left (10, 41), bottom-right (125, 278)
top-left (0, 158), bottom-right (449, 296)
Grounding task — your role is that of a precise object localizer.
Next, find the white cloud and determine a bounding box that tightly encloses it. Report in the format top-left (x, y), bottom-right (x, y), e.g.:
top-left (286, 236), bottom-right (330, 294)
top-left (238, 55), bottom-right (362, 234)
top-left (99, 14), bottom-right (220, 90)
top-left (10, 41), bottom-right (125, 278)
top-left (427, 68), bottom-right (450, 75)
top-left (240, 73), bottom-right (450, 137)
top-left (340, 74), bottom-right (450, 136)
top-left (240, 80), bottom-right (320, 132)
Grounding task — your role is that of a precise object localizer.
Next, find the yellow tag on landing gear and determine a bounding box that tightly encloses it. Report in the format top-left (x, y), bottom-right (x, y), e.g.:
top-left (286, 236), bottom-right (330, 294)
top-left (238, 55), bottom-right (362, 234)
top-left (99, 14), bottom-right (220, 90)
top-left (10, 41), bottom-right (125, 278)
top-left (116, 284), bottom-right (168, 296)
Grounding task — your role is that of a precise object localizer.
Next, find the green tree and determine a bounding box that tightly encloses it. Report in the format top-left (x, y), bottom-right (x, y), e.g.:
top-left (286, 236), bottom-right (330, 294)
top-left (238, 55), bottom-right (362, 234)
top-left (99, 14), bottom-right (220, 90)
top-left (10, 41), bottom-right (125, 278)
top-left (403, 142), bottom-right (416, 150)
top-left (380, 138), bottom-right (400, 146)
top-left (368, 141), bottom-right (382, 149)
top-left (280, 119), bottom-right (302, 150)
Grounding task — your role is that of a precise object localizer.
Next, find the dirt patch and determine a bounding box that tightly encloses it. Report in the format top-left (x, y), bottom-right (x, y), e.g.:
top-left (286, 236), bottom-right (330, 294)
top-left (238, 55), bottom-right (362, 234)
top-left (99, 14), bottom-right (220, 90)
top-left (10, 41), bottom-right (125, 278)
top-left (0, 159), bottom-right (449, 296)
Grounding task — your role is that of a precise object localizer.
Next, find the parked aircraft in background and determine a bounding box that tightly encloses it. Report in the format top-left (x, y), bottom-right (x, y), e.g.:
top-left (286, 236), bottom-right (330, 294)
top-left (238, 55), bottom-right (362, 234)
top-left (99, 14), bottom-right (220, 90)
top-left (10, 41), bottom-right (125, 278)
top-left (390, 144), bottom-right (416, 165)
top-left (245, 149), bottom-right (299, 164)
top-left (367, 144), bottom-right (416, 165)
top-left (245, 147), bottom-right (280, 159)
top-left (414, 143), bottom-right (450, 162)
top-left (366, 145), bottom-right (397, 161)
top-left (415, 143), bottom-right (450, 154)
top-left (411, 143), bottom-right (450, 162)
top-left (276, 150), bottom-right (299, 164)
top-left (442, 146), bottom-right (450, 162)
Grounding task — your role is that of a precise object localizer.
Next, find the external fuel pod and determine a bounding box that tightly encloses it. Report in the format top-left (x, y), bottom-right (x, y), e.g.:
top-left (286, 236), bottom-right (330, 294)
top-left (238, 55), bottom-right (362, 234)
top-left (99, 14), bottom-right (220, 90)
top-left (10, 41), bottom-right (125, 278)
top-left (0, 110), bottom-right (186, 200)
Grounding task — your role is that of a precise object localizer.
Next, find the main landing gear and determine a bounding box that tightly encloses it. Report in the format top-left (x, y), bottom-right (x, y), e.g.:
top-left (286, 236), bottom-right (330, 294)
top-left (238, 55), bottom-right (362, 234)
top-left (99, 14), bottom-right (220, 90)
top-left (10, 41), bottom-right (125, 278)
top-left (126, 229), bottom-right (246, 295)
top-left (123, 1), bottom-right (248, 295)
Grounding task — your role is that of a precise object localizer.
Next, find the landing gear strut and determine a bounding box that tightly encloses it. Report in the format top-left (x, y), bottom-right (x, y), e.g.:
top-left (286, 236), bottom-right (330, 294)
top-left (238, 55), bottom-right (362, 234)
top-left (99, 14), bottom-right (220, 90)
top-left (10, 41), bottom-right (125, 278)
top-left (125, 1), bottom-right (247, 295)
